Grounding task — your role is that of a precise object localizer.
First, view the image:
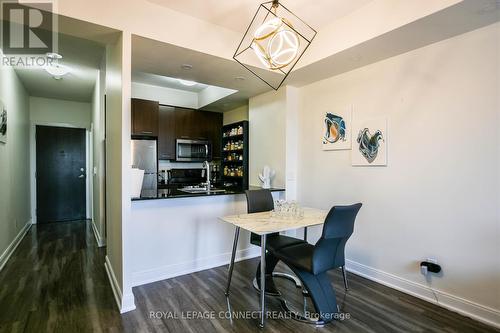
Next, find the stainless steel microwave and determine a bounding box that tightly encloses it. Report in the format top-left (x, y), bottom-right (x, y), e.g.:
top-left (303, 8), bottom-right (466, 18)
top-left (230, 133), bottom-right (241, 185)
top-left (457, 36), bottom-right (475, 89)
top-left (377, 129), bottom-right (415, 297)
top-left (176, 139), bottom-right (211, 162)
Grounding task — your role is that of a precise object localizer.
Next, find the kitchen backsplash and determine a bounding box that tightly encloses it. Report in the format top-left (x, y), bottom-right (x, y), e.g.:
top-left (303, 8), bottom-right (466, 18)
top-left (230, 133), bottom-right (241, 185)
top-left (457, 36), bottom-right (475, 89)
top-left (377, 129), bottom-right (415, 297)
top-left (158, 160), bottom-right (203, 170)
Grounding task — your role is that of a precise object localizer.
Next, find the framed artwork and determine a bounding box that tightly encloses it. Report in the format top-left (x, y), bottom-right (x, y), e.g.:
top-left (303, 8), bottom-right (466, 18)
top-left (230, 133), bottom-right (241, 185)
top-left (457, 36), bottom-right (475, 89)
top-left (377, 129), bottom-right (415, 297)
top-left (352, 117), bottom-right (387, 166)
top-left (0, 101), bottom-right (6, 144)
top-left (321, 106), bottom-right (352, 150)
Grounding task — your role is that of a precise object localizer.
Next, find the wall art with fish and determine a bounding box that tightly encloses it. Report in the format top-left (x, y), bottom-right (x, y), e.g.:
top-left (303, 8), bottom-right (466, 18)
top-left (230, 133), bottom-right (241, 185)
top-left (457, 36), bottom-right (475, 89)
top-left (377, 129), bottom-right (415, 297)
top-left (352, 117), bottom-right (387, 166)
top-left (321, 107), bottom-right (352, 150)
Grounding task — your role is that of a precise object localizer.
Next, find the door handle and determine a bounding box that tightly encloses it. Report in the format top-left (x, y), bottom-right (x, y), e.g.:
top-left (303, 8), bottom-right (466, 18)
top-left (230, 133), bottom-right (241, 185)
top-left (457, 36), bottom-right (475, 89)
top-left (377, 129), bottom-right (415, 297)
top-left (78, 174), bottom-right (85, 179)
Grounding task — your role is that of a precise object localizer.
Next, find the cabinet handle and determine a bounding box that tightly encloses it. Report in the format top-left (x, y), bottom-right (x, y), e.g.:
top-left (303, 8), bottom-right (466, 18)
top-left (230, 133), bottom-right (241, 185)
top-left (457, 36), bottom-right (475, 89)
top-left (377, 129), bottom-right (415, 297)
top-left (141, 131), bottom-right (153, 134)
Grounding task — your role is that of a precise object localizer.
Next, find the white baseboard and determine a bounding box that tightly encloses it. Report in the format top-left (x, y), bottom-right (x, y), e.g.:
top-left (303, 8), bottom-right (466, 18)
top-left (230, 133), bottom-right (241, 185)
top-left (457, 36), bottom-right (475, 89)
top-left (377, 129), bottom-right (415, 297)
top-left (0, 221), bottom-right (32, 272)
top-left (91, 220), bottom-right (106, 247)
top-left (345, 259), bottom-right (500, 329)
top-left (132, 247), bottom-right (260, 287)
top-left (105, 255), bottom-right (136, 314)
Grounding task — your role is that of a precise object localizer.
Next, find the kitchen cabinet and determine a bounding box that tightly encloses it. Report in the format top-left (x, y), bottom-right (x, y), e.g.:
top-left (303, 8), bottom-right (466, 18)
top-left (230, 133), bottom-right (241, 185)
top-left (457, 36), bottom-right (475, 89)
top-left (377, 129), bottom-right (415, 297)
top-left (131, 98), bottom-right (223, 161)
top-left (174, 107), bottom-right (199, 139)
top-left (170, 108), bottom-right (222, 160)
top-left (158, 105), bottom-right (176, 160)
top-left (131, 98), bottom-right (159, 136)
top-left (203, 111), bottom-right (223, 159)
top-left (221, 121), bottom-right (249, 190)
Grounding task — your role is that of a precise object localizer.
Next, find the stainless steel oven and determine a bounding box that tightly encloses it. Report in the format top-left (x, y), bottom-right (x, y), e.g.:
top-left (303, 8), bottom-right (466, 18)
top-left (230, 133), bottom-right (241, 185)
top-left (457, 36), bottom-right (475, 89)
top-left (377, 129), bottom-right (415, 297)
top-left (176, 139), bottom-right (211, 162)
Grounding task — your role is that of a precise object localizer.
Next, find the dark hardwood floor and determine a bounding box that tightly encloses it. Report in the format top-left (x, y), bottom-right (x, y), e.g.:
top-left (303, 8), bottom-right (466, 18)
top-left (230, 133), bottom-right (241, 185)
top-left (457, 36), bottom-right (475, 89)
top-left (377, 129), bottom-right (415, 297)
top-left (0, 221), bottom-right (497, 333)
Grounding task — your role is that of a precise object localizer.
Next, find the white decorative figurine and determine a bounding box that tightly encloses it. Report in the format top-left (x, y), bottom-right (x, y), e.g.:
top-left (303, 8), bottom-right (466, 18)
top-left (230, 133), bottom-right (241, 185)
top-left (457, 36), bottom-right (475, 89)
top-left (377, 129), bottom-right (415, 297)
top-left (259, 165), bottom-right (275, 189)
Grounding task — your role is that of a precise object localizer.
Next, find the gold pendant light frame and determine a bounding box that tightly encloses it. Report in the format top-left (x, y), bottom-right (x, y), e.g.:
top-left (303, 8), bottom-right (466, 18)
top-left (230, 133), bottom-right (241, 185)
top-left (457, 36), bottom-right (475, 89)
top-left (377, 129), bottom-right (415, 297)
top-left (233, 0), bottom-right (317, 90)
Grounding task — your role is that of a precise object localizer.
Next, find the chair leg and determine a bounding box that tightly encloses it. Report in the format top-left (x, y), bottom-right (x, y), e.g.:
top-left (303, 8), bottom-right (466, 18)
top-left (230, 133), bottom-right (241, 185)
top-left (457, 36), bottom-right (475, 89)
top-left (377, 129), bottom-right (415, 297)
top-left (285, 268), bottom-right (338, 324)
top-left (341, 266), bottom-right (349, 290)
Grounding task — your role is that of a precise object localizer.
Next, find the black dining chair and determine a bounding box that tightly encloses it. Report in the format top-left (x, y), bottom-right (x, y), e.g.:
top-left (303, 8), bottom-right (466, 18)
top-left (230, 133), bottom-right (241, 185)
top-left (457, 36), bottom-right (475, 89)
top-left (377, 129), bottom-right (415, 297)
top-left (245, 190), bottom-right (305, 296)
top-left (272, 203), bottom-right (362, 324)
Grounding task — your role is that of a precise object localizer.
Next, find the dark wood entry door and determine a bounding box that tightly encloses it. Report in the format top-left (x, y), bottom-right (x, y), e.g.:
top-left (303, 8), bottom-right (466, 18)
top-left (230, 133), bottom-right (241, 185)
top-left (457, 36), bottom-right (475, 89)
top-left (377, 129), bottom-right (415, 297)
top-left (36, 126), bottom-right (86, 223)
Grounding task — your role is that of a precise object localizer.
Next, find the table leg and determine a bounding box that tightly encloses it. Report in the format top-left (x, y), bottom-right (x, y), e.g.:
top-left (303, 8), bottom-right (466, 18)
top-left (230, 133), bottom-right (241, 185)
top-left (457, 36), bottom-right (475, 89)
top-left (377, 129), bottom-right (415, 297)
top-left (304, 226), bottom-right (308, 242)
top-left (225, 227), bottom-right (240, 297)
top-left (259, 234), bottom-right (266, 328)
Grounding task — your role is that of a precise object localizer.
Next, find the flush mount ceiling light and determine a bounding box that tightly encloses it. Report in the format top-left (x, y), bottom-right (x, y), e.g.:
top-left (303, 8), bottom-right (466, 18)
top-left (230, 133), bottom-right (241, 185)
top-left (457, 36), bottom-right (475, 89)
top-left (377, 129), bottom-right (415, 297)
top-left (233, 0), bottom-right (316, 90)
top-left (45, 53), bottom-right (70, 80)
top-left (177, 79), bottom-right (197, 86)
top-left (45, 64), bottom-right (70, 80)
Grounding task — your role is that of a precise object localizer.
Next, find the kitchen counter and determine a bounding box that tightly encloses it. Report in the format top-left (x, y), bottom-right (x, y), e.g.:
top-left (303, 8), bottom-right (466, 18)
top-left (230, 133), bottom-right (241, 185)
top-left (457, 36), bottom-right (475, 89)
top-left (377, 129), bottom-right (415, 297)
top-left (132, 186), bottom-right (285, 201)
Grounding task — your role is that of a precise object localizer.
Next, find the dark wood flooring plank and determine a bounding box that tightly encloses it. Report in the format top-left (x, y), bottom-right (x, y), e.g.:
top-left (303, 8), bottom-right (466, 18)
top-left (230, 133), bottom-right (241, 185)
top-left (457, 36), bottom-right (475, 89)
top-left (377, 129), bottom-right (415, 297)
top-left (0, 221), bottom-right (498, 333)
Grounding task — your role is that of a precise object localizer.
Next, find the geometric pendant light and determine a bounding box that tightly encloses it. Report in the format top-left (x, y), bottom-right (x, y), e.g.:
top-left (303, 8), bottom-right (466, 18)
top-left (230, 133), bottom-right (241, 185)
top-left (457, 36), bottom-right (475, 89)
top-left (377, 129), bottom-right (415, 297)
top-left (233, 0), bottom-right (317, 90)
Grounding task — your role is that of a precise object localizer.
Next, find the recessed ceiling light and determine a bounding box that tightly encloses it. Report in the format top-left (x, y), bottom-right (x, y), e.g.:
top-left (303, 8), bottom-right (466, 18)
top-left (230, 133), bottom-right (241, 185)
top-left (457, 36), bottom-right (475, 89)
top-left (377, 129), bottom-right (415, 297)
top-left (177, 79), bottom-right (197, 86)
top-left (234, 76), bottom-right (246, 81)
top-left (181, 64), bottom-right (193, 70)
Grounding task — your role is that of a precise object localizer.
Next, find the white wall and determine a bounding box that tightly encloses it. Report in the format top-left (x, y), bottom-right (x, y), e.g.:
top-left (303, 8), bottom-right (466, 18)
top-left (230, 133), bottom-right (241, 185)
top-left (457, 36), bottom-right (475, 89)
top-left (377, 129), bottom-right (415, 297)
top-left (104, 33), bottom-right (136, 313)
top-left (0, 58), bottom-right (31, 270)
top-left (223, 105), bottom-right (248, 125)
top-left (132, 82), bottom-right (236, 110)
top-left (29, 97), bottom-right (91, 129)
top-left (297, 23), bottom-right (500, 325)
top-left (130, 191), bottom-right (284, 286)
top-left (197, 85), bottom-right (237, 109)
top-left (249, 89), bottom-right (286, 188)
top-left (91, 55), bottom-right (107, 246)
top-left (132, 82), bottom-right (198, 109)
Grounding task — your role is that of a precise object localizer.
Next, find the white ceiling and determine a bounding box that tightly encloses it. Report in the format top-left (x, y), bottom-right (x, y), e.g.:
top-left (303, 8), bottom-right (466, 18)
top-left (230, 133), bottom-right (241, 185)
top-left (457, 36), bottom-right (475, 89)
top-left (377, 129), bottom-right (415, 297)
top-left (132, 35), bottom-right (275, 111)
top-left (4, 14), bottom-right (120, 103)
top-left (132, 72), bottom-right (209, 92)
top-left (147, 0), bottom-right (373, 33)
top-left (13, 33), bottom-right (105, 102)
top-left (133, 0), bottom-right (500, 112)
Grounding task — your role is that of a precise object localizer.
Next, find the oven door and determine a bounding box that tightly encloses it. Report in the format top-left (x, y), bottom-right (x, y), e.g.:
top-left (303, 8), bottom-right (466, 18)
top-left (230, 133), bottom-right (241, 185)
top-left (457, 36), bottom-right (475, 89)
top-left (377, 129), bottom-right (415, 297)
top-left (176, 139), bottom-right (211, 162)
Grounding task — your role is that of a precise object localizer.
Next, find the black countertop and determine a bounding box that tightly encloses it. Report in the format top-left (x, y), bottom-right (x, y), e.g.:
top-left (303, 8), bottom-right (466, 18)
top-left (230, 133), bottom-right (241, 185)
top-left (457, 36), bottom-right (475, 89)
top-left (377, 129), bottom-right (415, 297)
top-left (132, 186), bottom-right (285, 201)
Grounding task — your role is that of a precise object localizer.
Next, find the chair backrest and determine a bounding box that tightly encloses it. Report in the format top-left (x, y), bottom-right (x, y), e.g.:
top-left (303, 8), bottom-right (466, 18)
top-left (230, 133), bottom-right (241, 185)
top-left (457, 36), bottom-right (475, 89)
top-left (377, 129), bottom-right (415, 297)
top-left (312, 203), bottom-right (362, 274)
top-left (245, 189), bottom-right (274, 213)
top-left (245, 190), bottom-right (277, 242)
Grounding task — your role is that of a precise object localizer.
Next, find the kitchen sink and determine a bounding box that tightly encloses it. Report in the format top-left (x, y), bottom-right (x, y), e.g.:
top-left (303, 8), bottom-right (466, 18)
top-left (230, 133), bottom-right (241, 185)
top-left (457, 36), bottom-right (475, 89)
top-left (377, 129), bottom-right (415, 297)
top-left (179, 185), bottom-right (226, 194)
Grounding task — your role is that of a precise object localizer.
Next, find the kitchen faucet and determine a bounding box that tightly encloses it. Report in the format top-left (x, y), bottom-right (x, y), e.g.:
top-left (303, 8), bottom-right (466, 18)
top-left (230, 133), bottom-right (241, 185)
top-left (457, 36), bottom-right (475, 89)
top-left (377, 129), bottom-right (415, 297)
top-left (203, 160), bottom-right (211, 192)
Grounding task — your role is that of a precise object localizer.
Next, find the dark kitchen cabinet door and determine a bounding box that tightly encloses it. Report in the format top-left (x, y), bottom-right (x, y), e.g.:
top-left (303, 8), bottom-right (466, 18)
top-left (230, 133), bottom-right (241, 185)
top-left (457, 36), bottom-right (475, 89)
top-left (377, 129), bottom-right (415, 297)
top-left (158, 105), bottom-right (176, 160)
top-left (132, 98), bottom-right (159, 136)
top-left (174, 108), bottom-right (200, 139)
top-left (205, 112), bottom-right (223, 159)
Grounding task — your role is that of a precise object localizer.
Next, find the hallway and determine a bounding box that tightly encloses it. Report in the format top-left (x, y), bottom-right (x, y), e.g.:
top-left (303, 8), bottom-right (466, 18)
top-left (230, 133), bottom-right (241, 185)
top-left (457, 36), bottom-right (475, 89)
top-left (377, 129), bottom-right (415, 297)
top-left (0, 221), bottom-right (122, 332)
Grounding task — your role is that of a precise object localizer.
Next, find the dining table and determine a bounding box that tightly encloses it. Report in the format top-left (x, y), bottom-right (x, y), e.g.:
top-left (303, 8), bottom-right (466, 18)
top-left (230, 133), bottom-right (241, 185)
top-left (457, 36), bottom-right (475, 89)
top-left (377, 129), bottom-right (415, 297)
top-left (220, 207), bottom-right (328, 328)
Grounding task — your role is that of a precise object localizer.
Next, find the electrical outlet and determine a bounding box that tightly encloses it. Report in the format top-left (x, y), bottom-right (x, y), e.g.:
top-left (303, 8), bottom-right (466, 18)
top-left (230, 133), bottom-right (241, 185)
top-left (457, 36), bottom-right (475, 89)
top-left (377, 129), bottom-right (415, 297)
top-left (421, 258), bottom-right (441, 276)
top-left (420, 264), bottom-right (428, 276)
